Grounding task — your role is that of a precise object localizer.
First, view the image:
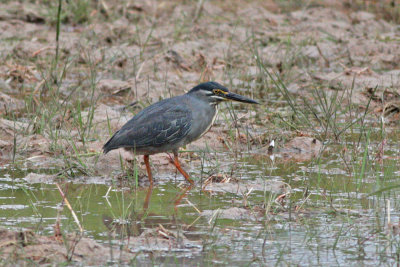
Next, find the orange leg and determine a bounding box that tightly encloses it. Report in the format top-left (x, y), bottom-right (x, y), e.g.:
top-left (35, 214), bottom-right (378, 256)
top-left (173, 153), bottom-right (194, 185)
top-left (143, 155), bottom-right (153, 185)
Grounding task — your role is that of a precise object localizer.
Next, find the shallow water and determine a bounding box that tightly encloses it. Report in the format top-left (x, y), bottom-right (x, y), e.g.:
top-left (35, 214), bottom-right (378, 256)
top-left (1, 139), bottom-right (400, 265)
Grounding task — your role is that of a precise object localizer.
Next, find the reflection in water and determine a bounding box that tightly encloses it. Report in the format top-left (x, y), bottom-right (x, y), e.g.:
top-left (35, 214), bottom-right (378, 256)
top-left (143, 184), bottom-right (153, 211)
top-left (102, 214), bottom-right (142, 237)
top-left (3, 142), bottom-right (400, 266)
top-left (102, 184), bottom-right (194, 237)
top-left (174, 185), bottom-right (193, 209)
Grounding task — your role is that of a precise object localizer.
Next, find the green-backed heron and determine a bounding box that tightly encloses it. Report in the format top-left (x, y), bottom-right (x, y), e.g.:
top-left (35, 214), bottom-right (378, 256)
top-left (103, 81), bottom-right (258, 185)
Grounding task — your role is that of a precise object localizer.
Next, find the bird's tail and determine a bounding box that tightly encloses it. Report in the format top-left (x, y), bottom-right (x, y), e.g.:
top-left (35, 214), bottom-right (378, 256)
top-left (102, 135), bottom-right (115, 154)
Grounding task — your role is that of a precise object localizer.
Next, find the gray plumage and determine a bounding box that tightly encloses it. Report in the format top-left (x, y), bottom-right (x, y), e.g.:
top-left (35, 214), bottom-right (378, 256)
top-left (103, 93), bottom-right (215, 154)
top-left (103, 82), bottom-right (246, 155)
top-left (103, 81), bottom-right (258, 184)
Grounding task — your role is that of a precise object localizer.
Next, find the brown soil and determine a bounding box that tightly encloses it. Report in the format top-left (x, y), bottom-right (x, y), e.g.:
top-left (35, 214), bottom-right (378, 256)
top-left (0, 228), bottom-right (133, 265)
top-left (0, 227), bottom-right (200, 265)
top-left (1, 0), bottom-right (400, 264)
top-left (1, 0), bottom-right (399, 170)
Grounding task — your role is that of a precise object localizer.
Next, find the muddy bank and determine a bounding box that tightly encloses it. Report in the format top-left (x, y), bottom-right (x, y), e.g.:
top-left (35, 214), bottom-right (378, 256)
top-left (0, 227), bottom-right (201, 265)
top-left (0, 0), bottom-right (399, 171)
top-left (0, 228), bottom-right (133, 265)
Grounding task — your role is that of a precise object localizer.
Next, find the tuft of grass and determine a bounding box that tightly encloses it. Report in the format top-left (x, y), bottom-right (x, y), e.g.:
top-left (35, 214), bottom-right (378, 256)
top-left (42, 0), bottom-right (93, 25)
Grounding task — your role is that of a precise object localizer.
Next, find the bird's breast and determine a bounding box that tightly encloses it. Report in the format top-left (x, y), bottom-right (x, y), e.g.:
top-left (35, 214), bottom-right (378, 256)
top-left (198, 105), bottom-right (218, 139)
top-left (186, 101), bottom-right (218, 143)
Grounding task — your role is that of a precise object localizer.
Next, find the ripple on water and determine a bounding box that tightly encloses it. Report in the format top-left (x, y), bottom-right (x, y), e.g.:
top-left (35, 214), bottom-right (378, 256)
top-left (0, 204), bottom-right (28, 210)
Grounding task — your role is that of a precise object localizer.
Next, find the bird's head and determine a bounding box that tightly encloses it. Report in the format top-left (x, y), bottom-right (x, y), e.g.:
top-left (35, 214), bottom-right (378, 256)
top-left (187, 81), bottom-right (259, 105)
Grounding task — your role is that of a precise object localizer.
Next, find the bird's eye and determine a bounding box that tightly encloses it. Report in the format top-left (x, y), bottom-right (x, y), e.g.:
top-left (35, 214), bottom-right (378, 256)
top-left (213, 89), bottom-right (223, 95)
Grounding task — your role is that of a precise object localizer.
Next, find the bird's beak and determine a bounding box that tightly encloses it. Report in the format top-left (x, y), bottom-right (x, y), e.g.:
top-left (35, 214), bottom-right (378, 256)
top-left (224, 92), bottom-right (259, 104)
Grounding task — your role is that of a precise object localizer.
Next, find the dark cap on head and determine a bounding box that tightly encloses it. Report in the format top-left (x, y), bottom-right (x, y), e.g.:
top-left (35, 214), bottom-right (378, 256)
top-left (188, 81), bottom-right (228, 93)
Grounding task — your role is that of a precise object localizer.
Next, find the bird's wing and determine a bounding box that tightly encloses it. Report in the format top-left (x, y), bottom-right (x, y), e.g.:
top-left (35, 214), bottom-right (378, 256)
top-left (104, 98), bottom-right (192, 151)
